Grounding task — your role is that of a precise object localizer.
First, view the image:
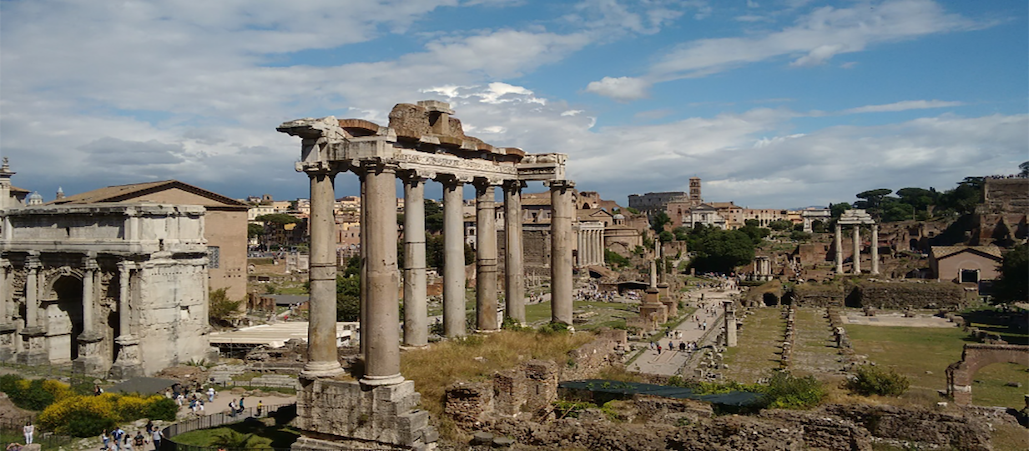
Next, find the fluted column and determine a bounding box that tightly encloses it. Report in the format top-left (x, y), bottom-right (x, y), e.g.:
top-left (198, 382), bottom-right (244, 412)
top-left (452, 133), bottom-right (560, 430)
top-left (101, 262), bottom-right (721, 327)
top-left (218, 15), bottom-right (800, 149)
top-left (835, 223), bottom-right (843, 274)
top-left (361, 162), bottom-right (403, 386)
top-left (302, 167), bottom-right (343, 378)
top-left (402, 174), bottom-right (428, 347)
top-left (503, 180), bottom-right (525, 324)
top-left (852, 225), bottom-right (861, 275)
top-left (81, 256), bottom-right (97, 335)
top-left (25, 255), bottom-right (40, 329)
top-left (0, 259), bottom-right (8, 325)
top-left (117, 262), bottom-right (131, 338)
top-left (475, 180), bottom-right (498, 332)
top-left (548, 180), bottom-right (574, 325)
top-left (871, 224), bottom-right (880, 275)
top-left (441, 178), bottom-right (466, 337)
top-left (359, 170), bottom-right (368, 356)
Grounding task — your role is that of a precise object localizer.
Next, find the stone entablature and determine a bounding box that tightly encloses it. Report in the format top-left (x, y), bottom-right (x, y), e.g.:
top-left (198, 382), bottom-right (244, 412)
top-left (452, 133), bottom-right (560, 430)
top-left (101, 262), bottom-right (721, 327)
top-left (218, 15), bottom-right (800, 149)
top-left (0, 203), bottom-right (212, 377)
top-left (834, 209), bottom-right (879, 276)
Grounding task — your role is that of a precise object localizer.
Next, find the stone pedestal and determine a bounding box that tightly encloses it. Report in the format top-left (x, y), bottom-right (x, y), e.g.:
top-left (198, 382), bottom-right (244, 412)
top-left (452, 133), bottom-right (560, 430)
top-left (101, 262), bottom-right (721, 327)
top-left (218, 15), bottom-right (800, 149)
top-left (292, 377), bottom-right (437, 451)
top-left (17, 327), bottom-right (48, 365)
top-left (639, 287), bottom-right (667, 326)
top-left (109, 335), bottom-right (143, 379)
top-left (657, 283), bottom-right (676, 317)
top-left (0, 323), bottom-right (16, 361)
top-left (73, 331), bottom-right (107, 376)
top-left (723, 301), bottom-right (737, 347)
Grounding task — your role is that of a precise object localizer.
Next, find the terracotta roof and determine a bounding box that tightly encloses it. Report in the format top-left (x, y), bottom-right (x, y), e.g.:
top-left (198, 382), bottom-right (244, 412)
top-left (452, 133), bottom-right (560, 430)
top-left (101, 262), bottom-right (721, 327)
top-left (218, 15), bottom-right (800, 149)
top-left (709, 202), bottom-right (738, 209)
top-left (50, 180), bottom-right (247, 208)
top-left (930, 245), bottom-right (1004, 260)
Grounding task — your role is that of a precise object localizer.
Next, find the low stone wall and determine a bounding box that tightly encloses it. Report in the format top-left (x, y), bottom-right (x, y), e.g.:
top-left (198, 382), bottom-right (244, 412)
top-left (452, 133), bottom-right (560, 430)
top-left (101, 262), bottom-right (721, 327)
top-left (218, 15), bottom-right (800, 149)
top-left (824, 404), bottom-right (991, 451)
top-left (792, 284), bottom-right (846, 307)
top-left (856, 282), bottom-right (966, 309)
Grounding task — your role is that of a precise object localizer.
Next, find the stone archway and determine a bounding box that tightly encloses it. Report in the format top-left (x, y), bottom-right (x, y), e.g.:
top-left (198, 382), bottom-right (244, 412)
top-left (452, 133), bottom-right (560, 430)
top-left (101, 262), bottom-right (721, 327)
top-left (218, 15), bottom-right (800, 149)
top-left (46, 275), bottom-right (84, 363)
top-left (946, 344), bottom-right (1029, 405)
top-left (762, 292), bottom-right (779, 307)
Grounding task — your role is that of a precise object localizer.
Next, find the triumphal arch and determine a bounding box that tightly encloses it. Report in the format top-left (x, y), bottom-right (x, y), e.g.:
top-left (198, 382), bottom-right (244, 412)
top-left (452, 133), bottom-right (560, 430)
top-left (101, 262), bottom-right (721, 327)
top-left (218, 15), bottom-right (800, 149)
top-left (0, 203), bottom-right (213, 378)
top-left (277, 100), bottom-right (575, 450)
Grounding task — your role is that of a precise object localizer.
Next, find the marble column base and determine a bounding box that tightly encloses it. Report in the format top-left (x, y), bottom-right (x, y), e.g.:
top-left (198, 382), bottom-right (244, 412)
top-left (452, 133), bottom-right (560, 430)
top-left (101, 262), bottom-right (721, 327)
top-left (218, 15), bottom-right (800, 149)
top-left (0, 324), bottom-right (17, 362)
top-left (292, 377), bottom-right (437, 451)
top-left (109, 335), bottom-right (143, 379)
top-left (73, 331), bottom-right (107, 376)
top-left (17, 327), bottom-right (48, 365)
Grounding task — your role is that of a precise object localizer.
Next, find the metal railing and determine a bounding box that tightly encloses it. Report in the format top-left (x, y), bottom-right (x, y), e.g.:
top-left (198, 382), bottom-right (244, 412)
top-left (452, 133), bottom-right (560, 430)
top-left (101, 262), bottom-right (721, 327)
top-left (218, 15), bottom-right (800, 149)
top-left (161, 403), bottom-right (292, 451)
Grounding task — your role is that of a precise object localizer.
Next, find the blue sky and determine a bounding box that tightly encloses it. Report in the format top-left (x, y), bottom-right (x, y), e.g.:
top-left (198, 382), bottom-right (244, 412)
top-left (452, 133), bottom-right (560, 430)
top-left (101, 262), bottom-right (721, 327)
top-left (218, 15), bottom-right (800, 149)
top-left (1, 0), bottom-right (1026, 209)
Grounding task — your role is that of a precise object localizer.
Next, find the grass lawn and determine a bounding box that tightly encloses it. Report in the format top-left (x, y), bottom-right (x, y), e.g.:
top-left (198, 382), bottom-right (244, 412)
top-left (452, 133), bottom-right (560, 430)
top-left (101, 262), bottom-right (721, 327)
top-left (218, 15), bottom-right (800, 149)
top-left (847, 324), bottom-right (1028, 409)
top-left (722, 308), bottom-right (784, 383)
top-left (171, 417), bottom-right (301, 449)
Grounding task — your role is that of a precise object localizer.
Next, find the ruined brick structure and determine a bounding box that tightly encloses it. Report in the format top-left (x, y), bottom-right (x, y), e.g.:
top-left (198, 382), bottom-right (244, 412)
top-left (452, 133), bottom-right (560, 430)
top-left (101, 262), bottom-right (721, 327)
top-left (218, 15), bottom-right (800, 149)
top-left (946, 343), bottom-right (1029, 405)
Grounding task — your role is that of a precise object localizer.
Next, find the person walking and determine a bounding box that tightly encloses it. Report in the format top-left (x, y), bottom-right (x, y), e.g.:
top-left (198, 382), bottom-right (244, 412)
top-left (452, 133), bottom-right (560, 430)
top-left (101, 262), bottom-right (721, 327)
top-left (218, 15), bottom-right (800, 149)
top-left (207, 386), bottom-right (215, 403)
top-left (22, 422), bottom-right (32, 445)
top-left (151, 428), bottom-right (163, 451)
top-left (256, 400), bottom-right (263, 417)
top-left (100, 429), bottom-right (110, 450)
top-left (132, 431), bottom-right (146, 450)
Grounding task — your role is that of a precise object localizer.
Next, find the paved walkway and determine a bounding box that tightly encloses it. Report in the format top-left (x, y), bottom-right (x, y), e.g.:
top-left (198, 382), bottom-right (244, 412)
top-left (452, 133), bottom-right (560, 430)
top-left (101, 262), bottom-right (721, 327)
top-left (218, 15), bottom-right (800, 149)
top-left (628, 287), bottom-right (739, 376)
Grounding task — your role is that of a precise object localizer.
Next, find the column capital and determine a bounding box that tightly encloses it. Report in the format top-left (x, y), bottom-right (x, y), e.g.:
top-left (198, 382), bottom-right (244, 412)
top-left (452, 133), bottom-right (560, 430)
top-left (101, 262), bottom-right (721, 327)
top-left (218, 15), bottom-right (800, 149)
top-left (296, 160), bottom-right (339, 175)
top-left (83, 255), bottom-right (99, 271)
top-left (116, 260), bottom-right (136, 271)
top-left (359, 158), bottom-right (401, 173)
top-left (398, 169), bottom-right (434, 182)
top-left (545, 179), bottom-right (575, 189)
top-left (473, 176), bottom-right (503, 188)
top-left (0, 258), bottom-right (9, 269)
top-left (25, 253), bottom-right (41, 269)
top-left (436, 173), bottom-right (472, 186)
top-left (502, 179), bottom-right (527, 191)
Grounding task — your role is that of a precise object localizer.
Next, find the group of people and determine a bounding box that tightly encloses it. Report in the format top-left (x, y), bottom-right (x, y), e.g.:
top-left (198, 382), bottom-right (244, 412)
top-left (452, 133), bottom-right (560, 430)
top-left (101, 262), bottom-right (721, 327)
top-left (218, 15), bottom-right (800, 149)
top-left (649, 340), bottom-right (699, 354)
top-left (99, 423), bottom-right (162, 451)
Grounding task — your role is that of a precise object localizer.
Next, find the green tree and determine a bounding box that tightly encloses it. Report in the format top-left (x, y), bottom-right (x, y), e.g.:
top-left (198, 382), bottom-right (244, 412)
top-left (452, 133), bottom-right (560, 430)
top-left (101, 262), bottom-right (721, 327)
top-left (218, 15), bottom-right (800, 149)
top-left (672, 226), bottom-right (690, 241)
top-left (255, 213), bottom-right (302, 225)
top-left (658, 230), bottom-right (674, 243)
top-left (336, 274), bottom-right (361, 322)
top-left (1020, 161), bottom-right (1029, 177)
top-left (689, 229), bottom-right (756, 274)
top-left (994, 244), bottom-right (1028, 303)
top-left (247, 223), bottom-right (265, 238)
top-left (424, 199), bottom-right (444, 233)
top-left (880, 201), bottom-right (915, 223)
top-left (789, 230), bottom-right (812, 241)
top-left (604, 249), bottom-right (630, 268)
top-left (767, 219), bottom-right (793, 231)
top-left (854, 188), bottom-right (893, 215)
top-left (650, 211), bottom-right (671, 234)
top-left (830, 202), bottom-right (851, 219)
top-left (209, 288), bottom-right (242, 327)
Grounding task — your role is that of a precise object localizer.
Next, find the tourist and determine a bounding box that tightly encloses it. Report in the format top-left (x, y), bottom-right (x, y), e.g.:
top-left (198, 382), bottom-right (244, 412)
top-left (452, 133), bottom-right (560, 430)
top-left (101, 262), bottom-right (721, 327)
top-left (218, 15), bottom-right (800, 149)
top-left (668, 340), bottom-right (673, 352)
top-left (145, 421), bottom-right (153, 435)
top-left (94, 384), bottom-right (104, 396)
top-left (207, 386), bottom-right (216, 403)
top-left (679, 342), bottom-right (686, 352)
top-left (112, 427), bottom-right (125, 450)
top-left (151, 428), bottom-right (163, 450)
top-left (132, 431), bottom-right (147, 449)
top-left (100, 429), bottom-right (110, 450)
top-left (657, 344), bottom-right (662, 354)
top-left (228, 399), bottom-right (237, 417)
top-left (238, 396), bottom-right (246, 414)
top-left (22, 422), bottom-right (32, 445)
top-left (256, 400), bottom-right (264, 417)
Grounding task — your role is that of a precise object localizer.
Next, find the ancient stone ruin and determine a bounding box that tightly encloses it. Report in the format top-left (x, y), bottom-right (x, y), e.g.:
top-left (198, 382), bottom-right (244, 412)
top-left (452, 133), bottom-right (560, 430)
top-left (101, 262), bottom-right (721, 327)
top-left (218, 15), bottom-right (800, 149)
top-left (277, 101), bottom-right (578, 450)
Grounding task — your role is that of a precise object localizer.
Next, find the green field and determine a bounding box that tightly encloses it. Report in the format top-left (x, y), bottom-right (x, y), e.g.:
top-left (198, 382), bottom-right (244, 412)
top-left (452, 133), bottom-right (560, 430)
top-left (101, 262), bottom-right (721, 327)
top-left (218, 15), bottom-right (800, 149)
top-left (723, 308), bottom-right (784, 383)
top-left (847, 324), bottom-right (1027, 408)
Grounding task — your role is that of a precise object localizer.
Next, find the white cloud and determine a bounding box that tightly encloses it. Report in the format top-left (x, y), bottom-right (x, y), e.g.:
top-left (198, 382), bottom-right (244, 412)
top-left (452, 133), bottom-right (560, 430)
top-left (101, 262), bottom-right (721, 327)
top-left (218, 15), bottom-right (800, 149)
top-left (637, 0), bottom-right (977, 82)
top-left (584, 76), bottom-right (651, 101)
top-left (561, 110), bottom-right (585, 117)
top-left (841, 100), bottom-right (965, 114)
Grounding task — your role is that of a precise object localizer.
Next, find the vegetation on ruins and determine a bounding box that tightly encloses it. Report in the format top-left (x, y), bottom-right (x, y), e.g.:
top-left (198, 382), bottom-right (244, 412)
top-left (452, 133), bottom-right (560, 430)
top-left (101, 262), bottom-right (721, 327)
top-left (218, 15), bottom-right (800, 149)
top-left (604, 248), bottom-right (631, 268)
top-left (35, 389), bottom-right (177, 437)
top-left (837, 172), bottom-right (998, 222)
top-left (845, 365), bottom-right (910, 397)
top-left (209, 287), bottom-right (243, 327)
top-left (255, 213), bottom-right (302, 225)
top-left (665, 372), bottom-right (825, 410)
top-left (336, 255), bottom-right (361, 321)
top-left (681, 224), bottom-right (759, 274)
top-left (993, 243), bottom-right (1028, 303)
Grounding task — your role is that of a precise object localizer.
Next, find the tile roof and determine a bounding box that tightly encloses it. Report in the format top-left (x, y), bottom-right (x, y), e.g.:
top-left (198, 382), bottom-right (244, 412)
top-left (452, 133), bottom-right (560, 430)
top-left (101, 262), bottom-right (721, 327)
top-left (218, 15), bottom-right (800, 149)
top-left (930, 245), bottom-right (1004, 260)
top-left (50, 180), bottom-right (246, 208)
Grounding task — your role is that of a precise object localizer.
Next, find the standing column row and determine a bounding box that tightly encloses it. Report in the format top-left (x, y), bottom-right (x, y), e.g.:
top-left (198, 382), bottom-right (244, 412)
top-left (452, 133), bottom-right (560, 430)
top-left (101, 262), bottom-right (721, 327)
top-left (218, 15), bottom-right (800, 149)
top-left (475, 180), bottom-right (499, 332)
top-left (303, 167), bottom-right (344, 378)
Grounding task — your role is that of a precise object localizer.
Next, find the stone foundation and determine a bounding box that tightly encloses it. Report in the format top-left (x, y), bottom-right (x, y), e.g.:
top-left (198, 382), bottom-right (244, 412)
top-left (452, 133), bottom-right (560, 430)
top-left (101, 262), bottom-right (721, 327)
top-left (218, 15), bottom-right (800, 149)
top-left (292, 377), bottom-right (436, 451)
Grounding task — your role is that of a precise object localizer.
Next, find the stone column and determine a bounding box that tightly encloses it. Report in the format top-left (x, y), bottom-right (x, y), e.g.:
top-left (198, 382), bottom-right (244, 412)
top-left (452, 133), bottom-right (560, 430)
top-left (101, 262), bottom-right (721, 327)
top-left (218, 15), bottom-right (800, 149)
top-left (0, 259), bottom-right (14, 362)
top-left (724, 300), bottom-right (737, 347)
top-left (24, 256), bottom-right (39, 329)
top-left (503, 180), bottom-right (525, 324)
top-left (474, 181), bottom-right (499, 332)
top-left (852, 225), bottom-right (861, 275)
top-left (18, 254), bottom-right (47, 365)
top-left (109, 261), bottom-right (142, 378)
top-left (870, 223), bottom-right (880, 276)
top-left (441, 178), bottom-right (466, 337)
top-left (361, 162), bottom-right (403, 386)
top-left (74, 255), bottom-right (104, 375)
top-left (359, 169), bottom-right (368, 357)
top-left (548, 180), bottom-right (574, 325)
top-left (835, 223), bottom-right (844, 274)
top-left (402, 174), bottom-right (428, 347)
top-left (303, 167), bottom-right (344, 378)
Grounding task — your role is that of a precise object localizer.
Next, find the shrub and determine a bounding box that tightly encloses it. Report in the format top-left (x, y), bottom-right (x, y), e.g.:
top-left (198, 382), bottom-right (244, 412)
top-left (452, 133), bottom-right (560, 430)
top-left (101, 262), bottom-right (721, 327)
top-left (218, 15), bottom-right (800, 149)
top-left (39, 393), bottom-right (177, 437)
top-left (846, 365), bottom-right (910, 397)
top-left (538, 322), bottom-right (570, 335)
top-left (761, 372), bottom-right (825, 409)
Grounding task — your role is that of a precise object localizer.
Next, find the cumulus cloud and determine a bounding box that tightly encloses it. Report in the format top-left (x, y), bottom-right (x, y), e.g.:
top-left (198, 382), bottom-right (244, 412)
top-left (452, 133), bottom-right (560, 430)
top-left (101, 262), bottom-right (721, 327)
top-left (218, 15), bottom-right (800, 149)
top-left (585, 76), bottom-right (651, 101)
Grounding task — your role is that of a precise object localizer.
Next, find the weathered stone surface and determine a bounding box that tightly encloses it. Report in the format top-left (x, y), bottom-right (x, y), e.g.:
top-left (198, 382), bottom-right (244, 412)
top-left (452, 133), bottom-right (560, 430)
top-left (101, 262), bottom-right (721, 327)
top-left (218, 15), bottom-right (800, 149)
top-left (445, 381), bottom-right (494, 427)
top-left (825, 404), bottom-right (992, 451)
